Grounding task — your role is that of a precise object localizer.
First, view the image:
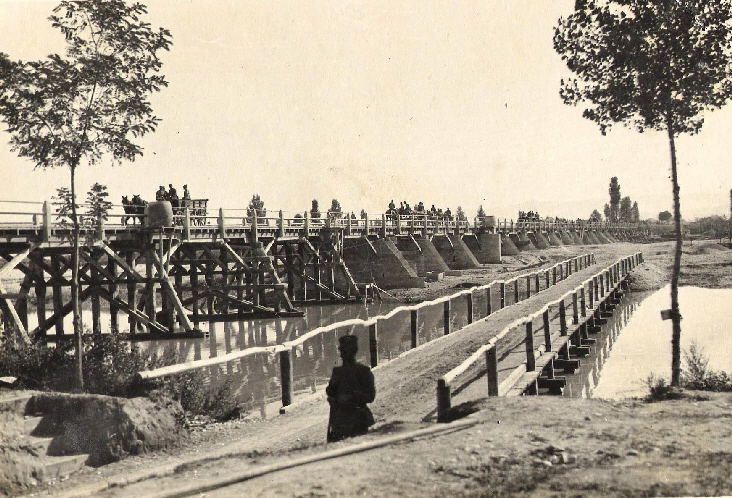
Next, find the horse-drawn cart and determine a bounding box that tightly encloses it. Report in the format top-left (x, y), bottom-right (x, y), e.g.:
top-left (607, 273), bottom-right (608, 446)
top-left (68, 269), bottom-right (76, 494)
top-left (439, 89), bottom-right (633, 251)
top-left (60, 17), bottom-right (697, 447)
top-left (176, 198), bottom-right (208, 225)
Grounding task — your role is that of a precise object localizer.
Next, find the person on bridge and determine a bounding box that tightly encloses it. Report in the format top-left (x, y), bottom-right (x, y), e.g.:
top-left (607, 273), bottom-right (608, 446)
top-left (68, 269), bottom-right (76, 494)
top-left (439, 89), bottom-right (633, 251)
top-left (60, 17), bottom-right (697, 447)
top-left (326, 335), bottom-right (376, 443)
top-left (156, 185), bottom-right (167, 201)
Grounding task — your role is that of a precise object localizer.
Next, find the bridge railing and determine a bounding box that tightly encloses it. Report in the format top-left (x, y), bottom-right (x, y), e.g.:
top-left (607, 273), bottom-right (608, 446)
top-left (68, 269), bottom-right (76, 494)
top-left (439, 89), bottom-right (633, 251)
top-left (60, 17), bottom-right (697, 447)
top-left (0, 199), bottom-right (649, 239)
top-left (435, 251), bottom-right (643, 422)
top-left (136, 252), bottom-right (598, 411)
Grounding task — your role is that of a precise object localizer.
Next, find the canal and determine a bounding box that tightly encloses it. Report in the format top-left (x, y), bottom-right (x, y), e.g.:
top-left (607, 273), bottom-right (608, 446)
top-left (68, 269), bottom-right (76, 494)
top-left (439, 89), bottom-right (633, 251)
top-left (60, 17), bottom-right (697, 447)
top-left (565, 285), bottom-right (732, 399)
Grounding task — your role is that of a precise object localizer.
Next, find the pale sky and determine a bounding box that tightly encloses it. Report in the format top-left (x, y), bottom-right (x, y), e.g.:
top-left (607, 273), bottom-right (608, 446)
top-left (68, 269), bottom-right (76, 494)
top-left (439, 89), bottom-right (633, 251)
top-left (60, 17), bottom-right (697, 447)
top-left (1, 0), bottom-right (731, 221)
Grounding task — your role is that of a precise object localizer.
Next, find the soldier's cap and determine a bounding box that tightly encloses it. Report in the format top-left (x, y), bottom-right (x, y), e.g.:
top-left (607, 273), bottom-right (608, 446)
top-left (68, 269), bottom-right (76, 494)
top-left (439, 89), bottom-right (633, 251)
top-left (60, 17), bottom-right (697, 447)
top-left (338, 335), bottom-right (358, 348)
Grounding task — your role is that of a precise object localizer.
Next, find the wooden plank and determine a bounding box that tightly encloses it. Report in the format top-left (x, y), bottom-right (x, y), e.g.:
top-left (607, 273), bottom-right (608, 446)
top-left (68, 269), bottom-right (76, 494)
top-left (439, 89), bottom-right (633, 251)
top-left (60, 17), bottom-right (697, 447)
top-left (97, 243), bottom-right (145, 282)
top-left (0, 243), bottom-right (37, 280)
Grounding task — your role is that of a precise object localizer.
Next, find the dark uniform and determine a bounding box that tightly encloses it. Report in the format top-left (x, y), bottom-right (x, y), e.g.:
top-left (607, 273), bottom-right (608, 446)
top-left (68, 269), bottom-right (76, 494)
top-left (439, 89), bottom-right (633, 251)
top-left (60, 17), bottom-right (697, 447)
top-left (326, 336), bottom-right (376, 442)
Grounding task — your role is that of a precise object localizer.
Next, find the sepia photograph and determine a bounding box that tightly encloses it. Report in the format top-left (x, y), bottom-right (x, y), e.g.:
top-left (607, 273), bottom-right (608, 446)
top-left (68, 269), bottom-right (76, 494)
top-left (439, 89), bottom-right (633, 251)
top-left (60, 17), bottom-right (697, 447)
top-left (1, 1), bottom-right (732, 496)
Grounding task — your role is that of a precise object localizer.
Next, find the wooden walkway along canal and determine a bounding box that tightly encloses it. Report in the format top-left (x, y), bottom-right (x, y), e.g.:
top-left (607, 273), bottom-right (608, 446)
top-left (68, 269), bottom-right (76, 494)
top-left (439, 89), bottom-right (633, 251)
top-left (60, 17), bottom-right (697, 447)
top-left (436, 252), bottom-right (643, 422)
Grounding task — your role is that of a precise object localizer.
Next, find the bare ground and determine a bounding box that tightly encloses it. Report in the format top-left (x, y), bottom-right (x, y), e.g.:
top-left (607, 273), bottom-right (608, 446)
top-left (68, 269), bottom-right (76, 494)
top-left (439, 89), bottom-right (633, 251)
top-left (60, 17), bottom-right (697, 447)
top-left (19, 240), bottom-right (732, 498)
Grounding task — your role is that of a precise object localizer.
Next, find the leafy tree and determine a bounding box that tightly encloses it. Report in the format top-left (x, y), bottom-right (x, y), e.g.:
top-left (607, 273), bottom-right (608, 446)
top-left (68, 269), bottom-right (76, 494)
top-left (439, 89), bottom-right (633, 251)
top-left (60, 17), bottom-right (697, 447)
top-left (476, 205), bottom-right (486, 219)
top-left (619, 196), bottom-right (633, 222)
top-left (310, 199), bottom-right (320, 220)
top-left (555, 0), bottom-right (732, 385)
top-left (659, 210), bottom-right (673, 223)
top-left (602, 204), bottom-right (612, 221)
top-left (0, 0), bottom-right (172, 389)
top-left (589, 209), bottom-right (603, 222)
top-left (246, 194), bottom-right (266, 223)
top-left (631, 201), bottom-right (640, 223)
top-left (54, 182), bottom-right (113, 245)
top-left (456, 206), bottom-right (466, 221)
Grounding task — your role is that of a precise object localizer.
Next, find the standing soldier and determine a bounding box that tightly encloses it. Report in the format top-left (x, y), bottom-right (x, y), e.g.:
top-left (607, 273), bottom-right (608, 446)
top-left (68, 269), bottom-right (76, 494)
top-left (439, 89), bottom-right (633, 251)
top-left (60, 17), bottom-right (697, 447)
top-left (326, 335), bottom-right (376, 442)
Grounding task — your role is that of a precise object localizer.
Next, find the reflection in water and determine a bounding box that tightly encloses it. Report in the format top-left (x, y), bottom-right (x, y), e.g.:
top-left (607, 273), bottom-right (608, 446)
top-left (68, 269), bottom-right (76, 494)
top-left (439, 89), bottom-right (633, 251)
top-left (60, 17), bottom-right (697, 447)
top-left (133, 297), bottom-right (476, 417)
top-left (564, 286), bottom-right (732, 399)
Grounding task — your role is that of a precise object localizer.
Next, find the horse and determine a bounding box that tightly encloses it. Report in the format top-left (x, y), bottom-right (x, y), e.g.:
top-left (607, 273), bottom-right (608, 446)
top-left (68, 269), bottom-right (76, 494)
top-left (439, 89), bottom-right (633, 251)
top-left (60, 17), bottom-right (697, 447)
top-left (121, 195), bottom-right (147, 226)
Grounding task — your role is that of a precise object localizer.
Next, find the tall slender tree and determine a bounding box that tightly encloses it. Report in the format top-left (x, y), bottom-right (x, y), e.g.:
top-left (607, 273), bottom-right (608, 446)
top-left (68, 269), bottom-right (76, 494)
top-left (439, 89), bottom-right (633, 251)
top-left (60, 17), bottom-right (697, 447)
top-left (608, 177), bottom-right (621, 222)
top-left (0, 0), bottom-right (172, 389)
top-left (555, 0), bottom-right (732, 385)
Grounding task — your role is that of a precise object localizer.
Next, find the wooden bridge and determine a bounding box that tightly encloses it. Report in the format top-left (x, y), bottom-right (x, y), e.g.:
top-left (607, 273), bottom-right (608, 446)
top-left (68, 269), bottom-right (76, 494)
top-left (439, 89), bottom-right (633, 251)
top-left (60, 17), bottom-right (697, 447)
top-left (0, 199), bottom-right (647, 343)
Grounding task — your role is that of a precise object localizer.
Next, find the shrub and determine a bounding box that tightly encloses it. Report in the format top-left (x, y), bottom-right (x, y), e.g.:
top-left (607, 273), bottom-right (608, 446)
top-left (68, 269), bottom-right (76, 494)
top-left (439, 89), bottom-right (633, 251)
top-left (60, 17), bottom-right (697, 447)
top-left (682, 342), bottom-right (732, 392)
top-left (0, 335), bottom-right (76, 391)
top-left (0, 333), bottom-right (244, 420)
top-left (644, 374), bottom-right (683, 402)
top-left (158, 371), bottom-right (242, 421)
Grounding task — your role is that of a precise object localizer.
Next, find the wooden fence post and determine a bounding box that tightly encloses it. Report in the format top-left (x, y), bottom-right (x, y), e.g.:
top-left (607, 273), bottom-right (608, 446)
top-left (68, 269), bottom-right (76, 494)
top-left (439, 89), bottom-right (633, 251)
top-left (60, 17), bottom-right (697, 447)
top-left (466, 292), bottom-right (474, 324)
top-left (278, 210), bottom-right (285, 238)
top-left (369, 323), bottom-right (378, 368)
top-left (514, 279), bottom-right (520, 303)
top-left (525, 320), bottom-right (536, 372)
top-left (526, 275), bottom-right (532, 298)
top-left (543, 309), bottom-right (552, 352)
top-left (436, 379), bottom-right (451, 423)
top-left (279, 348), bottom-right (294, 407)
top-left (219, 208), bottom-right (227, 240)
top-left (559, 300), bottom-right (568, 336)
top-left (553, 266), bottom-right (557, 285)
top-left (580, 287), bottom-right (587, 318)
top-left (545, 269), bottom-right (550, 289)
top-left (250, 209), bottom-right (257, 243)
top-left (410, 309), bottom-right (418, 349)
top-left (183, 207), bottom-right (191, 240)
top-left (500, 282), bottom-right (506, 309)
top-left (572, 291), bottom-right (579, 325)
top-left (443, 300), bottom-right (451, 335)
top-left (486, 346), bottom-right (499, 396)
top-left (486, 286), bottom-right (492, 316)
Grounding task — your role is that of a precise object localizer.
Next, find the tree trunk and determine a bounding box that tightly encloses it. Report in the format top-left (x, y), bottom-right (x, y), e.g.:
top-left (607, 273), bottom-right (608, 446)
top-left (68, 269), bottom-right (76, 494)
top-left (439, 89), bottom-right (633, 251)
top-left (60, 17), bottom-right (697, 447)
top-left (70, 164), bottom-right (84, 391)
top-left (667, 121), bottom-right (683, 387)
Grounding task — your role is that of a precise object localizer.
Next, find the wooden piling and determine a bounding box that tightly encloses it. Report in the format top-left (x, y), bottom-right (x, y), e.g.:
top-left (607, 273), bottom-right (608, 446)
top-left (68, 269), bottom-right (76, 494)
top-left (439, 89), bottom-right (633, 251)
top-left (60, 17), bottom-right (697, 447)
top-left (410, 309), bottom-right (418, 348)
top-left (514, 279), bottom-right (520, 303)
top-left (572, 291), bottom-right (579, 325)
top-left (559, 300), bottom-right (568, 336)
top-left (369, 323), bottom-right (378, 367)
top-left (525, 320), bottom-right (536, 372)
top-left (543, 308), bottom-right (552, 352)
top-left (486, 346), bottom-right (499, 396)
top-left (485, 286), bottom-right (492, 316)
top-left (34, 261), bottom-right (46, 340)
top-left (466, 292), bottom-right (473, 324)
top-left (279, 348), bottom-right (294, 407)
top-left (52, 256), bottom-right (63, 337)
top-left (436, 379), bottom-right (451, 423)
top-left (127, 253), bottom-right (137, 334)
top-left (500, 282), bottom-right (506, 309)
top-left (443, 300), bottom-right (451, 335)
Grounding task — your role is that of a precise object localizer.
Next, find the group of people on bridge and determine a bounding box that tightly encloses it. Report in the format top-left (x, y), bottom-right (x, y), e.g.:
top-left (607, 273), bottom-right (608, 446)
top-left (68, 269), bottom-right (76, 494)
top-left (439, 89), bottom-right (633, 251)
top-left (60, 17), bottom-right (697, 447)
top-left (386, 200), bottom-right (458, 221)
top-left (155, 184), bottom-right (191, 208)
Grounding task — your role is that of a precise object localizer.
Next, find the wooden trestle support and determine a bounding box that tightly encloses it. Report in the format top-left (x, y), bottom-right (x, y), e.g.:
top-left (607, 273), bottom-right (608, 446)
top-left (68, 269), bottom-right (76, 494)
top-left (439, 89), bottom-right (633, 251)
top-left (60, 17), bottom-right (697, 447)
top-left (0, 227), bottom-right (363, 342)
